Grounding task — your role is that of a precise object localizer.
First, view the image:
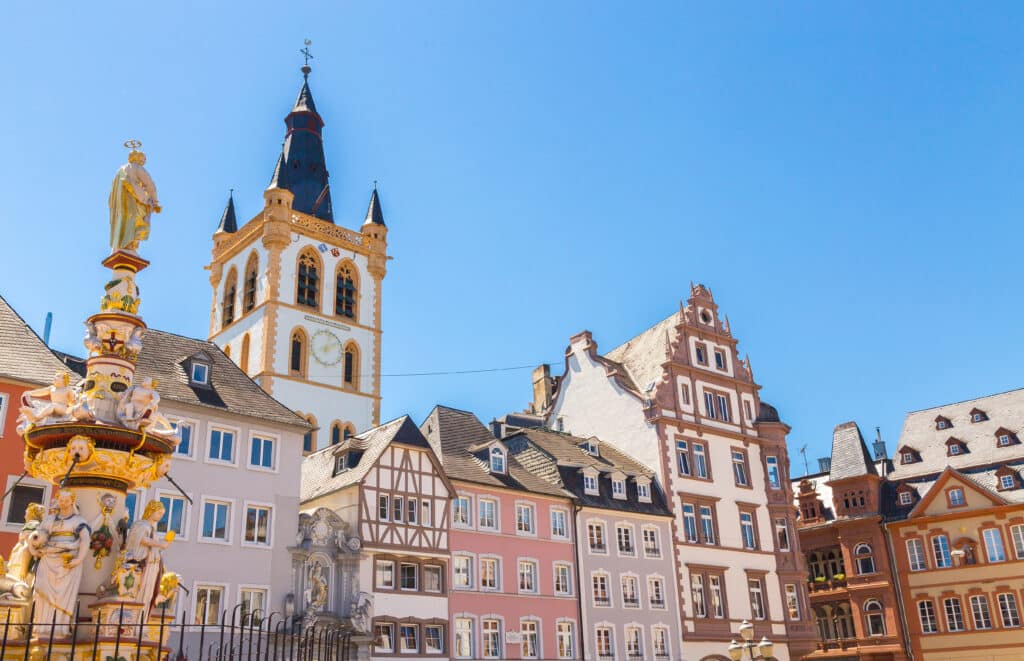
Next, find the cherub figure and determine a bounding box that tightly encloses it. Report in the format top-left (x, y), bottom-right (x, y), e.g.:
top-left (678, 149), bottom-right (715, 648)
top-left (117, 378), bottom-right (174, 433)
top-left (17, 372), bottom-right (76, 433)
top-left (0, 503), bottom-right (46, 600)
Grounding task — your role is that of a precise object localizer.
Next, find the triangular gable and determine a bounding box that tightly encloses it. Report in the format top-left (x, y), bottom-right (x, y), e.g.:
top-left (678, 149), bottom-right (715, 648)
top-left (375, 416), bottom-right (456, 495)
top-left (908, 467), bottom-right (1008, 518)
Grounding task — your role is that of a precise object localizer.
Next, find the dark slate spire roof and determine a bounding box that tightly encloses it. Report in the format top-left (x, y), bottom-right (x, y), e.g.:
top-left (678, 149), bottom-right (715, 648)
top-left (363, 187), bottom-right (385, 226)
top-left (216, 192), bottom-right (237, 233)
top-left (828, 421), bottom-right (878, 481)
top-left (265, 67), bottom-right (334, 223)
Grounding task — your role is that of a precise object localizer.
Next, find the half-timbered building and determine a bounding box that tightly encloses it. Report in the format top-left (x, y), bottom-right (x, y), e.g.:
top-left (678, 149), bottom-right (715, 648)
top-left (302, 415), bottom-right (453, 659)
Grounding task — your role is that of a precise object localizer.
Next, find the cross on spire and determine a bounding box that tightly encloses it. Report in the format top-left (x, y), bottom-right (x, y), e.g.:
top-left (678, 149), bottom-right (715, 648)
top-left (301, 39), bottom-right (314, 78)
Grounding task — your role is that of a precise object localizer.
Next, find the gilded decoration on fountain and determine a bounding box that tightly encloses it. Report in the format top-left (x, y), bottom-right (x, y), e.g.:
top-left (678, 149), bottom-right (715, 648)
top-left (0, 143), bottom-right (182, 653)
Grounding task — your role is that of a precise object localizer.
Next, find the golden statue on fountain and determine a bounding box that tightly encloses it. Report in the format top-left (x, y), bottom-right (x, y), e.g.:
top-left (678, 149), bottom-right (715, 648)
top-left (108, 140), bottom-right (161, 253)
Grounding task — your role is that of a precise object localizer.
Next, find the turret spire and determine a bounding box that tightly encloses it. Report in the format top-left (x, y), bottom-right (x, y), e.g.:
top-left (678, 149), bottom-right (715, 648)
top-left (363, 183), bottom-right (386, 226)
top-left (216, 189), bottom-right (237, 233)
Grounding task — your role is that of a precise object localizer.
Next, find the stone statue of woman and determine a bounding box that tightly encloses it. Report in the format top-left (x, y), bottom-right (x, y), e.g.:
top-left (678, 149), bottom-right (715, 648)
top-left (123, 500), bottom-right (172, 620)
top-left (109, 144), bottom-right (161, 252)
top-left (29, 491), bottom-right (90, 638)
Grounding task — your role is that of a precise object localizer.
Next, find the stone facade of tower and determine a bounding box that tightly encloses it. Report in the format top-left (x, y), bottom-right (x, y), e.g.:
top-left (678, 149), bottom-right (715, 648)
top-left (208, 67), bottom-right (388, 449)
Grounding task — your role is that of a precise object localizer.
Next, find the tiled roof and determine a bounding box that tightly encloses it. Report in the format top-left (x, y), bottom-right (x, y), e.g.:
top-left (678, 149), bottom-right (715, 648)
top-left (302, 416), bottom-right (413, 502)
top-left (420, 406), bottom-right (570, 499)
top-left (0, 294), bottom-right (70, 385)
top-left (881, 460), bottom-right (1024, 520)
top-left (603, 311), bottom-right (680, 395)
top-left (887, 388), bottom-right (1024, 480)
top-left (828, 421), bottom-right (878, 481)
top-left (58, 329), bottom-right (308, 429)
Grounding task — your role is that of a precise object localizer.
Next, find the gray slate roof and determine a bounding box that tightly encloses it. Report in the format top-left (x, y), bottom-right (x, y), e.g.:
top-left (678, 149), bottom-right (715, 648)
top-left (0, 294), bottom-right (79, 385)
top-left (302, 416), bottom-right (426, 503)
top-left (420, 406), bottom-right (571, 499)
top-left (216, 192), bottom-right (237, 233)
top-left (59, 329), bottom-right (308, 429)
top-left (603, 311), bottom-right (680, 395)
top-left (363, 188), bottom-right (385, 226)
top-left (828, 421), bottom-right (878, 481)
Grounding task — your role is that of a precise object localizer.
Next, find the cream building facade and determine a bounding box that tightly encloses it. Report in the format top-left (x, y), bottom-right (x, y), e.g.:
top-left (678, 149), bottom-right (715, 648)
top-left (538, 284), bottom-right (817, 661)
top-left (208, 64), bottom-right (388, 449)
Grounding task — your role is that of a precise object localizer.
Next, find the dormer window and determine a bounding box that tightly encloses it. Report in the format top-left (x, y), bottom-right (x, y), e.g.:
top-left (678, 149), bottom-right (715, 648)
top-left (333, 453), bottom-right (349, 476)
top-left (970, 408), bottom-right (988, 423)
top-left (583, 441), bottom-right (599, 457)
top-left (489, 447), bottom-right (506, 474)
top-left (189, 360), bottom-right (210, 386)
top-left (945, 437), bottom-right (967, 457)
top-left (902, 452), bottom-right (914, 464)
top-left (612, 479), bottom-right (626, 500)
top-left (935, 416), bottom-right (952, 431)
top-left (1000, 474), bottom-right (1016, 490)
top-left (898, 446), bottom-right (919, 464)
top-left (898, 491), bottom-right (913, 506)
top-left (636, 480), bottom-right (651, 503)
top-left (583, 472), bottom-right (598, 495)
top-left (996, 428), bottom-right (1017, 447)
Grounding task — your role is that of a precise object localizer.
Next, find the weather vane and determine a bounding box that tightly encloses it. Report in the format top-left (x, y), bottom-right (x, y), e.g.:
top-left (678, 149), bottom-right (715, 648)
top-left (301, 39), bottom-right (314, 67)
top-left (123, 139), bottom-right (142, 150)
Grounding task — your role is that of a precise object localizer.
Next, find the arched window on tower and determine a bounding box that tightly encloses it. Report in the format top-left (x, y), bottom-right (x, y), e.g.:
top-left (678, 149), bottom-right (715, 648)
top-left (855, 543), bottom-right (876, 575)
top-left (244, 252), bottom-right (259, 312)
top-left (290, 329), bottom-right (307, 377)
top-left (296, 249), bottom-right (321, 309)
top-left (335, 261), bottom-right (358, 320)
top-left (302, 414), bottom-right (318, 454)
top-left (240, 333), bottom-right (250, 373)
top-left (343, 342), bottom-right (360, 390)
top-left (222, 268), bottom-right (238, 327)
top-left (331, 422), bottom-right (342, 446)
top-left (343, 424), bottom-right (355, 440)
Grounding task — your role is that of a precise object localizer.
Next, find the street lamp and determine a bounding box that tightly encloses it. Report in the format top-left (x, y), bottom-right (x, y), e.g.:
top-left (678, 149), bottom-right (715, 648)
top-left (727, 620), bottom-right (774, 660)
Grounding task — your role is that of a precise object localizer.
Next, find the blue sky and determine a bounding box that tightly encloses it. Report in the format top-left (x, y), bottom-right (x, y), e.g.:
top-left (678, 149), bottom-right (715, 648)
top-left (1, 2), bottom-right (1022, 473)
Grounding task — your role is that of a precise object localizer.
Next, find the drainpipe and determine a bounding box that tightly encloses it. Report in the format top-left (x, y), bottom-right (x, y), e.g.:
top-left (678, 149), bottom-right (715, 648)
top-left (572, 500), bottom-right (585, 660)
top-left (882, 521), bottom-right (914, 661)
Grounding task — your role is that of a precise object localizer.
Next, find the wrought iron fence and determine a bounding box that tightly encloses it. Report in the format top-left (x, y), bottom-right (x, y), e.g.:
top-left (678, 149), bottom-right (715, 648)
top-left (0, 601), bottom-right (353, 660)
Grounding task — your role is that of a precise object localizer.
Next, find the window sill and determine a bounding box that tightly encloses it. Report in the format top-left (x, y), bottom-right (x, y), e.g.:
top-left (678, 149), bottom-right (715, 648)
top-left (198, 537), bottom-right (232, 546)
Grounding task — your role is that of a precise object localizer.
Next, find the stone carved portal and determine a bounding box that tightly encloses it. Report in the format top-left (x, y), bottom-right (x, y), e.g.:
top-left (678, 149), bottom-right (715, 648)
top-left (292, 508), bottom-right (366, 632)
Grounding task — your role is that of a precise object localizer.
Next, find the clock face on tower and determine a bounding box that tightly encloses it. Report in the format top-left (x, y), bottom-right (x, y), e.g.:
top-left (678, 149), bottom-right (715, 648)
top-left (311, 329), bottom-right (343, 366)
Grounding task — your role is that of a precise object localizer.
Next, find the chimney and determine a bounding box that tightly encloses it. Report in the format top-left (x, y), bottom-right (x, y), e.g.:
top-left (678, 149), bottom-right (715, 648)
top-left (532, 364), bottom-right (553, 414)
top-left (490, 419), bottom-right (504, 439)
top-left (818, 457), bottom-right (832, 474)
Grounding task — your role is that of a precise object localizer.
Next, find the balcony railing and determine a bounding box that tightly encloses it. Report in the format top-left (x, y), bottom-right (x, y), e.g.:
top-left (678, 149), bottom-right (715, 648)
top-left (808, 577), bottom-right (848, 593)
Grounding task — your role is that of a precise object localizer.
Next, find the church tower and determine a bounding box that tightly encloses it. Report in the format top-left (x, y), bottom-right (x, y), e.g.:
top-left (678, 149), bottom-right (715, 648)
top-left (207, 61), bottom-right (387, 451)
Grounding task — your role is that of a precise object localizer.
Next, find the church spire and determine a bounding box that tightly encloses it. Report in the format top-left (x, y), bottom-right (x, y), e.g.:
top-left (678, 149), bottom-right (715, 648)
top-left (265, 56), bottom-right (334, 223)
top-left (216, 190), bottom-right (237, 233)
top-left (363, 184), bottom-right (386, 226)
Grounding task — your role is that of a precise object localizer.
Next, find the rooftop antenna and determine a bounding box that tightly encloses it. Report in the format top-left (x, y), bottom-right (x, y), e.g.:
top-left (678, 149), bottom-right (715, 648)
top-left (798, 444), bottom-right (809, 476)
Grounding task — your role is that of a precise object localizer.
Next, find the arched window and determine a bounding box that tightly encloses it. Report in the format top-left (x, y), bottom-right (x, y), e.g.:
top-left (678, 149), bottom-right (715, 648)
top-left (343, 424), bottom-right (355, 440)
top-left (302, 414), bottom-right (318, 454)
top-left (864, 599), bottom-right (886, 636)
top-left (835, 604), bottom-right (855, 639)
top-left (222, 267), bottom-right (238, 327)
top-left (335, 261), bottom-right (358, 320)
top-left (826, 549), bottom-right (844, 577)
top-left (331, 422), bottom-right (342, 446)
top-left (855, 543), bottom-right (876, 575)
top-left (809, 551), bottom-right (825, 579)
top-left (290, 329), bottom-right (307, 377)
top-left (343, 342), bottom-right (360, 389)
top-left (490, 447), bottom-right (506, 474)
top-left (240, 333), bottom-right (250, 373)
top-left (244, 252), bottom-right (259, 312)
top-left (296, 249), bottom-right (321, 309)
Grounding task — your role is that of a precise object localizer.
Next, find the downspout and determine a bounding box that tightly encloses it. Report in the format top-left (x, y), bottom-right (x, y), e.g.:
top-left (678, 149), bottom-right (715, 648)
top-left (572, 500), bottom-right (585, 660)
top-left (882, 521), bottom-right (915, 661)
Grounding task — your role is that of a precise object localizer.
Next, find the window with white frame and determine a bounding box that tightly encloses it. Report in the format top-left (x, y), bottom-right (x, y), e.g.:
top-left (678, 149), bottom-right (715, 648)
top-left (944, 597), bottom-right (965, 631)
top-left (732, 450), bottom-right (749, 486)
top-left (453, 555), bottom-right (473, 589)
top-left (865, 599), bottom-right (886, 636)
top-left (749, 578), bottom-right (766, 620)
top-left (193, 584), bottom-right (224, 624)
top-left (393, 496), bottom-right (404, 522)
top-left (785, 583), bottom-right (801, 619)
top-left (478, 498), bottom-right (497, 530)
top-left (551, 509), bottom-right (568, 538)
top-left (653, 627), bottom-right (669, 658)
top-left (625, 626), bottom-right (643, 659)
top-left (612, 478), bottom-right (626, 499)
top-left (592, 573), bottom-right (610, 606)
top-left (617, 524), bottom-right (635, 555)
top-left (740, 512), bottom-right (757, 550)
top-left (984, 528), bottom-right (1007, 562)
top-left (999, 593), bottom-right (1021, 628)
top-left (699, 505), bottom-right (716, 544)
top-left (621, 575), bottom-right (639, 608)
top-left (480, 557), bottom-right (498, 590)
top-left (693, 442), bottom-right (708, 478)
top-left (642, 527), bottom-right (660, 557)
top-left (595, 627), bottom-right (613, 659)
top-left (583, 472), bottom-right (598, 495)
top-left (375, 623), bottom-right (394, 653)
top-left (648, 576), bottom-right (665, 608)
top-left (682, 504), bottom-right (698, 542)
top-left (918, 600), bottom-right (938, 634)
top-left (520, 620), bottom-right (539, 659)
top-left (775, 518), bottom-right (790, 551)
top-left (208, 428), bottom-right (235, 463)
top-left (244, 504), bottom-right (271, 545)
top-left (190, 361), bottom-right (210, 385)
top-left (375, 560), bottom-right (394, 589)
top-left (676, 440), bottom-right (691, 475)
top-left (3, 481), bottom-right (46, 528)
top-left (932, 534), bottom-right (952, 568)
top-left (588, 521), bottom-right (606, 552)
top-left (156, 493), bottom-right (186, 536)
top-left (1012, 524), bottom-right (1024, 559)
top-left (854, 543), bottom-right (875, 574)
top-left (518, 560), bottom-right (538, 593)
top-left (949, 488), bottom-right (965, 506)
top-left (249, 434), bottom-right (275, 469)
top-left (1001, 474), bottom-right (1016, 490)
top-left (766, 455), bottom-right (781, 489)
top-left (399, 562), bottom-right (418, 590)
top-left (709, 575), bottom-right (724, 617)
top-left (482, 619), bottom-right (500, 658)
top-left (637, 480), bottom-right (651, 502)
top-left (400, 624), bottom-right (418, 653)
top-left (240, 588), bottom-right (267, 624)
top-left (174, 420), bottom-right (194, 456)
top-left (691, 574), bottom-right (706, 616)
top-left (907, 538), bottom-right (926, 571)
top-left (556, 621), bottom-right (574, 659)
top-left (423, 565), bottom-right (442, 593)
top-left (378, 494), bottom-right (389, 521)
top-left (453, 496), bottom-right (471, 527)
top-left (899, 490), bottom-right (913, 505)
top-left (971, 595), bottom-right (993, 629)
top-left (454, 618), bottom-right (473, 658)
top-left (554, 563), bottom-right (572, 595)
top-left (516, 503), bottom-right (535, 534)
top-left (200, 499), bottom-right (230, 542)
top-left (489, 446), bottom-right (506, 474)
top-left (407, 497), bottom-right (418, 525)
top-left (424, 624), bottom-right (443, 654)
top-left (421, 501), bottom-right (431, 526)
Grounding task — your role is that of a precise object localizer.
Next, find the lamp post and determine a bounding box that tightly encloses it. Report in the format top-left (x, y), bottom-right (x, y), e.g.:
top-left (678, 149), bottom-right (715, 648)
top-left (727, 621), bottom-right (775, 660)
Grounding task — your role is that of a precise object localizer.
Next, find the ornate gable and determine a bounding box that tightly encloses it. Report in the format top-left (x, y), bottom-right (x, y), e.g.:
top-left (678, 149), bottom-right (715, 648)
top-left (909, 468), bottom-right (1008, 518)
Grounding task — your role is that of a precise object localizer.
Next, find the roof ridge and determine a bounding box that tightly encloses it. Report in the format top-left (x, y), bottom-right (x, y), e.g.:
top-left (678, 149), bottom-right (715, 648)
top-left (906, 386), bottom-right (1024, 414)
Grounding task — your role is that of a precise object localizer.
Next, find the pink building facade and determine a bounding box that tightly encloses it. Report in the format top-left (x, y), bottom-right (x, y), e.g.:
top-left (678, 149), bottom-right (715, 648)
top-left (422, 407), bottom-right (581, 660)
